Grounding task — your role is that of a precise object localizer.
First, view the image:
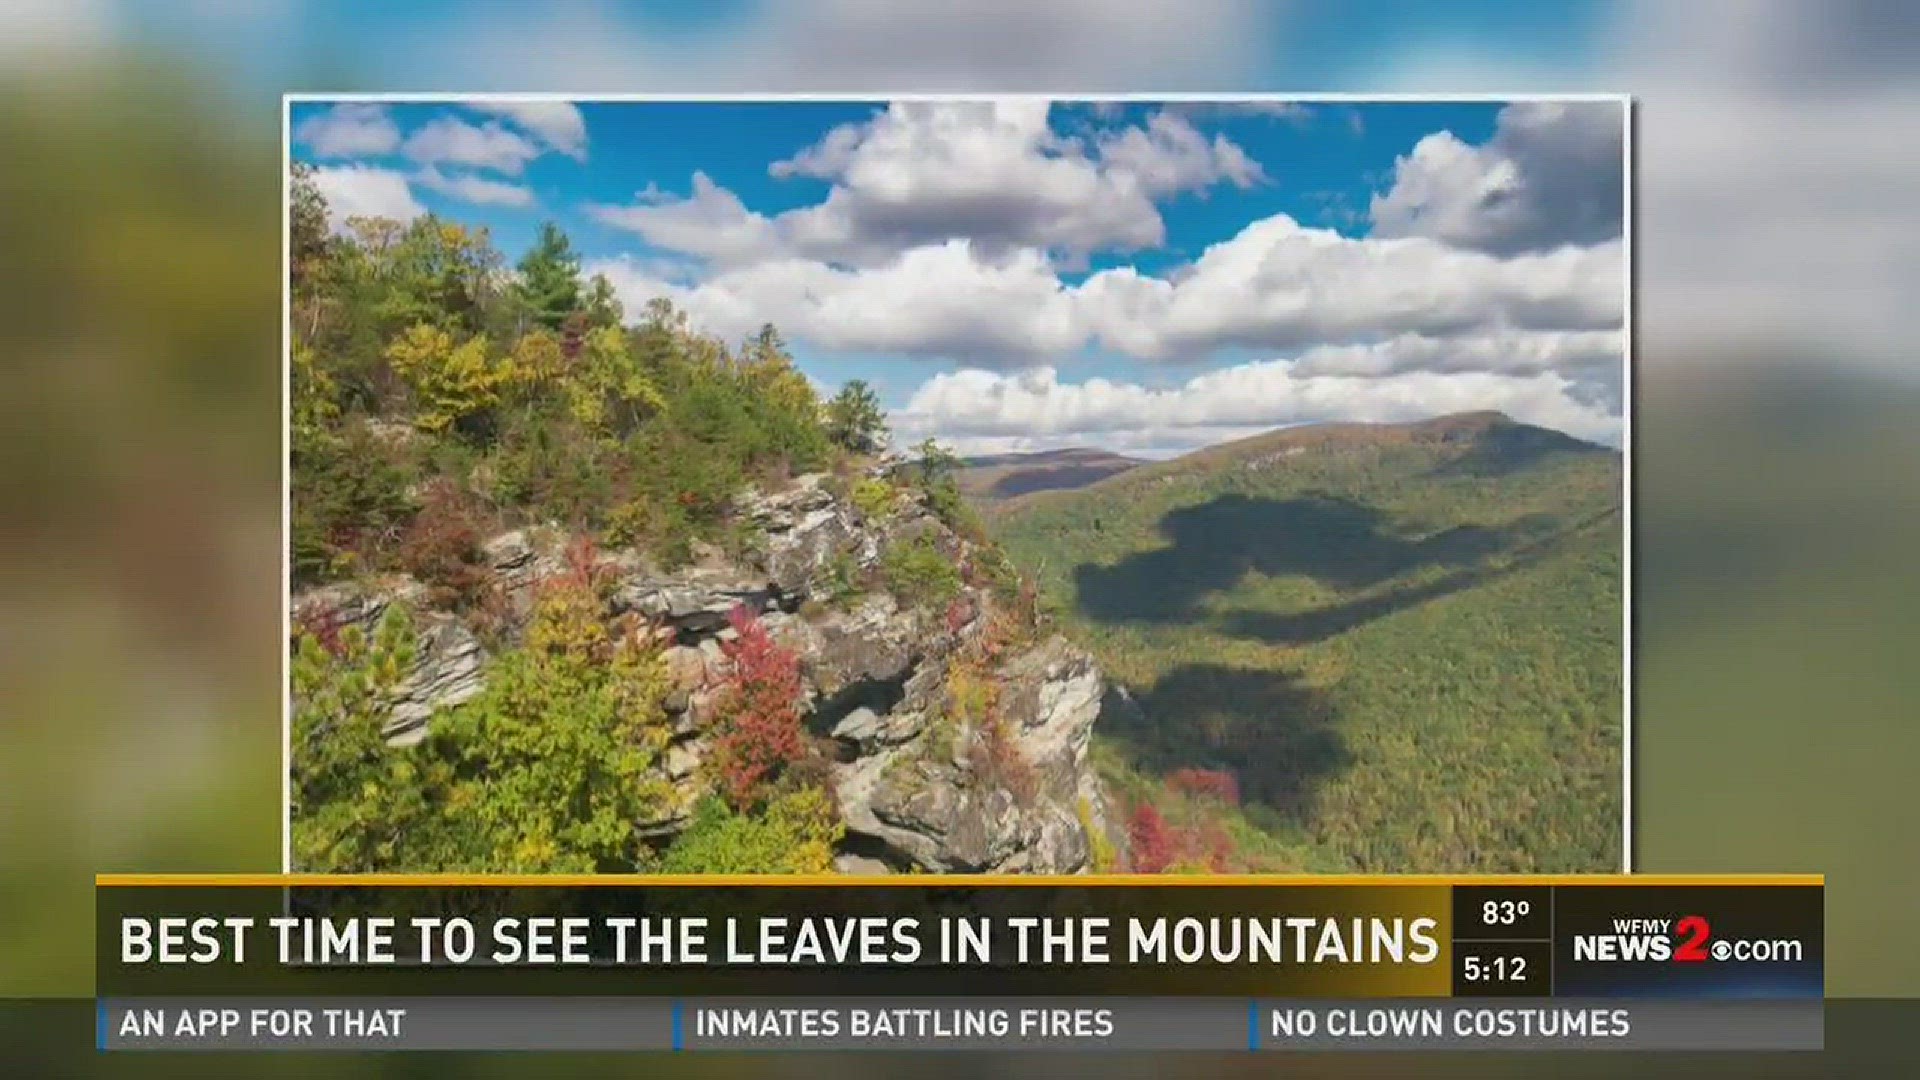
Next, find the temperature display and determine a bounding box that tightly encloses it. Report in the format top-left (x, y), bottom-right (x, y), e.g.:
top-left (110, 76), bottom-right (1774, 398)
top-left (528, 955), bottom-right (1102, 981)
top-left (1454, 886), bottom-right (1552, 939)
top-left (1483, 898), bottom-right (1532, 926)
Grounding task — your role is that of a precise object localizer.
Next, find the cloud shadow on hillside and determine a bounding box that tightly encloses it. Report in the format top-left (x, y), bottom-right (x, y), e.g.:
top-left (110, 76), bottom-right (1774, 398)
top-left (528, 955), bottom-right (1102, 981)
top-left (1218, 505), bottom-right (1622, 644)
top-left (1073, 493), bottom-right (1531, 629)
top-left (1102, 664), bottom-right (1349, 820)
top-left (985, 462), bottom-right (1136, 499)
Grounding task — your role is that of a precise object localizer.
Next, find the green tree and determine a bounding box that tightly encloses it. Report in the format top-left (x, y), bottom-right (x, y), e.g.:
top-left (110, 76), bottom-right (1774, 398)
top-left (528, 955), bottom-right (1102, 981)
top-left (290, 422), bottom-right (415, 583)
top-left (583, 272), bottom-right (623, 329)
top-left (825, 379), bottom-right (887, 452)
top-left (289, 161), bottom-right (331, 294)
top-left (911, 438), bottom-right (966, 523)
top-left (640, 296), bottom-right (688, 334)
top-left (349, 215), bottom-right (502, 334)
top-left (289, 339), bottom-right (339, 452)
top-left (429, 580), bottom-right (677, 871)
top-left (735, 324), bottom-right (830, 471)
top-left (290, 605), bottom-right (460, 870)
top-left (658, 789), bottom-right (842, 873)
top-left (882, 534), bottom-right (962, 609)
top-left (741, 323), bottom-right (787, 367)
top-left (514, 221), bottom-right (583, 330)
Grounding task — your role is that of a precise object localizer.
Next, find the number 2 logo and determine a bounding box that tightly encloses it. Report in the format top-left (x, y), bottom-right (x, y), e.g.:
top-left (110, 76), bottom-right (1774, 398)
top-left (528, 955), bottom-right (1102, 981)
top-left (1673, 915), bottom-right (1711, 962)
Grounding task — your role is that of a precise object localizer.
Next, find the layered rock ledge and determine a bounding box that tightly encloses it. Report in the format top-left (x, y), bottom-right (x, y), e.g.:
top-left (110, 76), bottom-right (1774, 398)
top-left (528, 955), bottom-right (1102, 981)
top-left (292, 469), bottom-right (1117, 873)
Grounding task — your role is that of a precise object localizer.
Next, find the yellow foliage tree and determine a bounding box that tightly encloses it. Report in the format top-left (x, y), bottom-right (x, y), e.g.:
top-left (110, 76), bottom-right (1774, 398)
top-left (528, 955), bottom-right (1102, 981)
top-left (741, 323), bottom-right (817, 413)
top-left (508, 328), bottom-right (566, 386)
top-left (385, 322), bottom-right (519, 433)
top-left (290, 339), bottom-right (339, 450)
top-left (568, 324), bottom-right (664, 434)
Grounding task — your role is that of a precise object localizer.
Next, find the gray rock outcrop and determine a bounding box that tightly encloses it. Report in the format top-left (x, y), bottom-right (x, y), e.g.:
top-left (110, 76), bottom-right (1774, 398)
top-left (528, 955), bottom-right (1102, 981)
top-left (830, 636), bottom-right (1107, 873)
top-left (290, 578), bottom-right (484, 747)
top-left (290, 465), bottom-right (1116, 872)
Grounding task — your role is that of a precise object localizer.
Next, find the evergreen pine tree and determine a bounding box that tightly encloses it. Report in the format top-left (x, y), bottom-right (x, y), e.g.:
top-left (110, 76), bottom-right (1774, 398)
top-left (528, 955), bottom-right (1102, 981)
top-left (513, 221), bottom-right (583, 330)
top-left (583, 272), bottom-right (623, 329)
top-left (826, 379), bottom-right (887, 451)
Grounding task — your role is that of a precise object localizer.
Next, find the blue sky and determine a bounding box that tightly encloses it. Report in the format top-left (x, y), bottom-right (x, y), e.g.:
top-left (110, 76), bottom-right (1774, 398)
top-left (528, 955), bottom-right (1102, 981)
top-left (291, 96), bottom-right (1624, 457)
top-left (291, 100), bottom-right (1497, 268)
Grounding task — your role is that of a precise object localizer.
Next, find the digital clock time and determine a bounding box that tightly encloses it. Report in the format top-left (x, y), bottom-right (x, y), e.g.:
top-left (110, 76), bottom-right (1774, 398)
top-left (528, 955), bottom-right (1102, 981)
top-left (1462, 954), bottom-right (1529, 983)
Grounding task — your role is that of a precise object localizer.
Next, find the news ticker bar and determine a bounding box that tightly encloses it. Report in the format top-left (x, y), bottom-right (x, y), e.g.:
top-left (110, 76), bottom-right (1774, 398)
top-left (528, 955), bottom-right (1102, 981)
top-left (98, 996), bottom-right (1822, 1052)
top-left (97, 876), bottom-right (1824, 1003)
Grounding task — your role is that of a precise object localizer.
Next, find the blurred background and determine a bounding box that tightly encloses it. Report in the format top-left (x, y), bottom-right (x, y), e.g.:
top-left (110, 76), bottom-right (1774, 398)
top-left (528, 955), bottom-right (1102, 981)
top-left (1, 0), bottom-right (1915, 1061)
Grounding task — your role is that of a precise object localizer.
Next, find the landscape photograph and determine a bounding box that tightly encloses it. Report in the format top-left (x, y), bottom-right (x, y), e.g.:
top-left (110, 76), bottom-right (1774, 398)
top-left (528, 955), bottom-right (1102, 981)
top-left (286, 97), bottom-right (1627, 875)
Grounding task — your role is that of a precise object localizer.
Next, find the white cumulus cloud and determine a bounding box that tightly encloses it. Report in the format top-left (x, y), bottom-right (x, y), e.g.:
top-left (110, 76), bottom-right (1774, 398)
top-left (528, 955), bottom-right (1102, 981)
top-left (414, 166), bottom-right (535, 208)
top-left (588, 240), bottom-right (1085, 361)
top-left (589, 172), bottom-right (782, 265)
top-left (402, 116), bottom-right (543, 175)
top-left (587, 211), bottom-right (1622, 373)
top-left (309, 165), bottom-right (423, 231)
top-left (294, 103), bottom-right (401, 159)
top-left (1092, 109), bottom-right (1269, 194)
top-left (466, 100), bottom-right (589, 160)
top-left (1288, 328), bottom-right (1623, 380)
top-left (894, 361), bottom-right (1621, 458)
top-left (572, 95), bottom-right (1624, 448)
top-left (1370, 100), bottom-right (1625, 256)
top-left (1079, 215), bottom-right (1623, 358)
top-left (595, 101), bottom-right (1268, 268)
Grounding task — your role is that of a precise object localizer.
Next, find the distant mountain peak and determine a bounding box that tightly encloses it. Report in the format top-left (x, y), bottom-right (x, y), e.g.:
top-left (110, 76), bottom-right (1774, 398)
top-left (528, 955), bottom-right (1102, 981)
top-left (961, 447), bottom-right (1144, 468)
top-left (956, 447), bottom-right (1145, 503)
top-left (1417, 410), bottom-right (1518, 432)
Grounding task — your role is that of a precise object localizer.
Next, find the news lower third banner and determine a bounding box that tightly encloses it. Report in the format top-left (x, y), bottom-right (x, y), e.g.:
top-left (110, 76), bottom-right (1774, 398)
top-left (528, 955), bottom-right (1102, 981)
top-left (96, 875), bottom-right (1823, 1052)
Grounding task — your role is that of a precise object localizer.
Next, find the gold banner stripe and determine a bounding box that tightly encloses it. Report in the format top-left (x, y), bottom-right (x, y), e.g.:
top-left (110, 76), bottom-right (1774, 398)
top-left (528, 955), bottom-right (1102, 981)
top-left (96, 873), bottom-right (1822, 888)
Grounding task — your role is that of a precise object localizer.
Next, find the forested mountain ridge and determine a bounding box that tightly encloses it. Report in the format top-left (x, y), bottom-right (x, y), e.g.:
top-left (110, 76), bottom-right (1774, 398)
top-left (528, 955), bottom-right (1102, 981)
top-left (991, 412), bottom-right (1624, 873)
top-left (956, 448), bottom-right (1144, 504)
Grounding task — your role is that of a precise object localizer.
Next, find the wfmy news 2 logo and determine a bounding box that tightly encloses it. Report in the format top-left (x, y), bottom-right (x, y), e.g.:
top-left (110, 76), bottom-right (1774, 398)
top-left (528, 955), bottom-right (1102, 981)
top-left (1572, 916), bottom-right (1807, 964)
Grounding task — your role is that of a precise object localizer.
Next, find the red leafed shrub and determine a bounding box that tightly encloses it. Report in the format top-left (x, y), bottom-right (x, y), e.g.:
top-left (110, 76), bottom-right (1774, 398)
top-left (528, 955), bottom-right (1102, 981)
top-left (394, 479), bottom-right (490, 605)
top-left (1127, 797), bottom-right (1241, 873)
top-left (1189, 818), bottom-right (1235, 872)
top-left (559, 310), bottom-right (591, 360)
top-left (294, 602), bottom-right (348, 657)
top-left (708, 605), bottom-right (809, 809)
top-left (977, 718), bottom-right (1039, 806)
top-left (1168, 767), bottom-right (1240, 807)
top-left (558, 533), bottom-right (609, 595)
top-left (1126, 801), bottom-right (1178, 873)
top-left (944, 595), bottom-right (974, 635)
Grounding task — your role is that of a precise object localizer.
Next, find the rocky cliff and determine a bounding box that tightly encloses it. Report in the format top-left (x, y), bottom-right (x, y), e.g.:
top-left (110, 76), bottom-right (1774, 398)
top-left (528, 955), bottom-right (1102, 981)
top-left (292, 465), bottom-right (1118, 874)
